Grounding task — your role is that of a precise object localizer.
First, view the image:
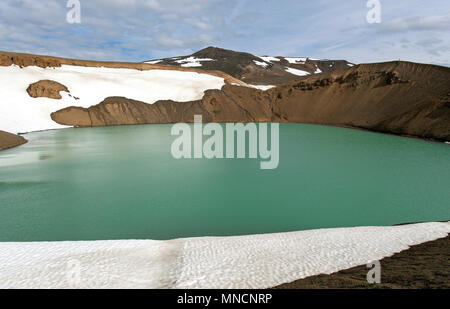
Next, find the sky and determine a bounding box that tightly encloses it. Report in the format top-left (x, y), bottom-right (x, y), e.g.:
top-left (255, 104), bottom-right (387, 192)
top-left (0, 0), bottom-right (449, 65)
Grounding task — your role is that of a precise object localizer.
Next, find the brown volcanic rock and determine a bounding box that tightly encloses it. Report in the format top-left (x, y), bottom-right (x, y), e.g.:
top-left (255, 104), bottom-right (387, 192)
top-left (51, 97), bottom-right (207, 127)
top-left (268, 61), bottom-right (450, 141)
top-left (27, 80), bottom-right (69, 99)
top-left (0, 130), bottom-right (27, 150)
top-left (51, 61), bottom-right (450, 142)
top-left (51, 106), bottom-right (92, 127)
top-left (51, 85), bottom-right (272, 127)
top-left (200, 85), bottom-right (272, 122)
top-left (0, 52), bottom-right (61, 68)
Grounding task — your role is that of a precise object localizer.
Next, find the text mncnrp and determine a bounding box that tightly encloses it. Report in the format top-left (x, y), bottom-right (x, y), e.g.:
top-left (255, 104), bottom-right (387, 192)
top-left (171, 115), bottom-right (279, 170)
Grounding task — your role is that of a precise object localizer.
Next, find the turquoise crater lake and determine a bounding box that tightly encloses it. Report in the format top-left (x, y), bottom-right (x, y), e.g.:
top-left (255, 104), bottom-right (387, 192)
top-left (0, 124), bottom-right (449, 242)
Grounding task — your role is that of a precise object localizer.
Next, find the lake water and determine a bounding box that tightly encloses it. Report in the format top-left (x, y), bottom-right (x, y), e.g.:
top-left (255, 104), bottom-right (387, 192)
top-left (0, 124), bottom-right (449, 242)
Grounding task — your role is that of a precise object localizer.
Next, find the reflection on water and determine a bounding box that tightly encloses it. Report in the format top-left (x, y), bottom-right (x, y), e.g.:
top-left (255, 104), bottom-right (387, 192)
top-left (0, 151), bottom-right (41, 167)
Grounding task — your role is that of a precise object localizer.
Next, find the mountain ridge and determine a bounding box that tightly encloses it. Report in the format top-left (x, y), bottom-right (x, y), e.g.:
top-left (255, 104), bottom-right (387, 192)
top-left (144, 46), bottom-right (354, 85)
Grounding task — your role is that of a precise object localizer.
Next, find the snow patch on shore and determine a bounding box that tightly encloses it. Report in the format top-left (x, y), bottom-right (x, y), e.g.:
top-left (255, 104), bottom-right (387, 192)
top-left (0, 65), bottom-right (224, 134)
top-left (0, 222), bottom-right (448, 289)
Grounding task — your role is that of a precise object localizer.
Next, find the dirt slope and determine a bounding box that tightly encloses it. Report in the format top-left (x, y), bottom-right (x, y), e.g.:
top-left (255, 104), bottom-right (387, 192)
top-left (0, 131), bottom-right (27, 150)
top-left (52, 61), bottom-right (450, 141)
top-left (268, 61), bottom-right (450, 140)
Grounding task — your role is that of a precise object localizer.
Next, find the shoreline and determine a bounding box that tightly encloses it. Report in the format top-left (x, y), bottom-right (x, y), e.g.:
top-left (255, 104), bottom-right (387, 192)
top-left (10, 121), bottom-right (450, 148)
top-left (274, 235), bottom-right (450, 289)
top-left (0, 222), bottom-right (448, 289)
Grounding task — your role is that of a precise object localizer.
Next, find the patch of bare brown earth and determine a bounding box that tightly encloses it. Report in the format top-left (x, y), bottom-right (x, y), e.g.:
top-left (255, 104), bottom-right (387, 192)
top-left (52, 61), bottom-right (450, 142)
top-left (273, 236), bottom-right (450, 289)
top-left (27, 80), bottom-right (69, 99)
top-left (0, 130), bottom-right (27, 150)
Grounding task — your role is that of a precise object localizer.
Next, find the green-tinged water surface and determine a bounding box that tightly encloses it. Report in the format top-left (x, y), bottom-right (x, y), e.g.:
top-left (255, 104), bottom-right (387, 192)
top-left (0, 124), bottom-right (449, 241)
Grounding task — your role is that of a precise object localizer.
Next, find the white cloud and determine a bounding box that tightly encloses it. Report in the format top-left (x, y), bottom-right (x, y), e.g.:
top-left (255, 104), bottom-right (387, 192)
top-left (184, 18), bottom-right (212, 30)
top-left (379, 14), bottom-right (450, 33)
top-left (0, 0), bottom-right (448, 66)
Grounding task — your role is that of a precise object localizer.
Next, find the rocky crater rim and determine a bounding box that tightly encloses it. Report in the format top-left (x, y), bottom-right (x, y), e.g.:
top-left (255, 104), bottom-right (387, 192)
top-left (50, 61), bottom-right (450, 142)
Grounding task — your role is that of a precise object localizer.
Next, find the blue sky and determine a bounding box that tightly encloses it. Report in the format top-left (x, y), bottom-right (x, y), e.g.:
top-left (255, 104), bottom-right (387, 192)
top-left (0, 0), bottom-right (449, 65)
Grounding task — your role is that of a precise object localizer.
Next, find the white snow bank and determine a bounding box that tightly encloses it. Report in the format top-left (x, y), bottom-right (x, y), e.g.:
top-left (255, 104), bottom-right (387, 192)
top-left (285, 57), bottom-right (307, 64)
top-left (0, 65), bottom-right (225, 134)
top-left (251, 85), bottom-right (276, 91)
top-left (253, 60), bottom-right (269, 68)
top-left (230, 83), bottom-right (276, 91)
top-left (0, 222), bottom-right (448, 289)
top-left (144, 60), bottom-right (162, 64)
top-left (285, 67), bottom-right (310, 76)
top-left (258, 56), bottom-right (280, 63)
top-left (175, 57), bottom-right (215, 67)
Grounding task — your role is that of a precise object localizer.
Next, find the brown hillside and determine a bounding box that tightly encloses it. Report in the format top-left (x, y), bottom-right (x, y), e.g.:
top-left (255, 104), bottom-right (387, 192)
top-left (51, 61), bottom-right (450, 142)
top-left (0, 131), bottom-right (27, 150)
top-left (268, 61), bottom-right (450, 140)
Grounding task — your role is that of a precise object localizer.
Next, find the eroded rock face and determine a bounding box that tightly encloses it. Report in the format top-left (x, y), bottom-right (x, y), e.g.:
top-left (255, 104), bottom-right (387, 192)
top-left (0, 131), bottom-right (27, 150)
top-left (51, 61), bottom-right (450, 142)
top-left (267, 61), bottom-right (450, 141)
top-left (0, 53), bottom-right (61, 68)
top-left (51, 85), bottom-right (273, 127)
top-left (27, 80), bottom-right (69, 99)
